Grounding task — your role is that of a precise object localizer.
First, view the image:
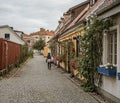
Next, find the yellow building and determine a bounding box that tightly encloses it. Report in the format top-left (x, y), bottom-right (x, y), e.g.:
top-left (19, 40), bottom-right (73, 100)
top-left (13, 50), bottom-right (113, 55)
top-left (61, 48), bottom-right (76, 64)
top-left (58, 25), bottom-right (85, 75)
top-left (43, 45), bottom-right (49, 57)
top-left (54, 1), bottom-right (89, 77)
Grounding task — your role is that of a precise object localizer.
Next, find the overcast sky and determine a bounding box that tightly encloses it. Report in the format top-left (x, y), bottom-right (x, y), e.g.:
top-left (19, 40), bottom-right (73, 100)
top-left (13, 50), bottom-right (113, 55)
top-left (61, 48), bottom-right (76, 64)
top-left (0, 0), bottom-right (85, 34)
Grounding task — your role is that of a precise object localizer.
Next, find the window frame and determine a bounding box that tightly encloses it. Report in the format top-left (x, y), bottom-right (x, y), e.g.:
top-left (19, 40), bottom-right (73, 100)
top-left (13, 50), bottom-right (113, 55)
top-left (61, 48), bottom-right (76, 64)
top-left (107, 30), bottom-right (117, 64)
top-left (5, 33), bottom-right (10, 40)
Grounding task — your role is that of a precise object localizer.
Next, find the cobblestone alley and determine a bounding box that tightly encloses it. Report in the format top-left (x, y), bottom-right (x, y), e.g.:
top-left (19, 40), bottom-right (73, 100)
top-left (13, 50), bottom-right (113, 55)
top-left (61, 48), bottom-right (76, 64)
top-left (0, 54), bottom-right (107, 103)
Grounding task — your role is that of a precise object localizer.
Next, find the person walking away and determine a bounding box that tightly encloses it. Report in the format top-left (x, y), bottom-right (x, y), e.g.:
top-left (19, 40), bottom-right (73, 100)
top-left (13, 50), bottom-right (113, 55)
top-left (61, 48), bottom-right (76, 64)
top-left (46, 53), bottom-right (51, 70)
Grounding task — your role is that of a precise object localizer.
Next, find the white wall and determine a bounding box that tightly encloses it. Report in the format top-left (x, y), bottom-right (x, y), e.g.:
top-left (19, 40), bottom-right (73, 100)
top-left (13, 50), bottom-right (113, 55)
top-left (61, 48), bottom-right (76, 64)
top-left (102, 15), bottom-right (120, 100)
top-left (31, 35), bottom-right (40, 42)
top-left (45, 35), bottom-right (52, 44)
top-left (0, 27), bottom-right (25, 45)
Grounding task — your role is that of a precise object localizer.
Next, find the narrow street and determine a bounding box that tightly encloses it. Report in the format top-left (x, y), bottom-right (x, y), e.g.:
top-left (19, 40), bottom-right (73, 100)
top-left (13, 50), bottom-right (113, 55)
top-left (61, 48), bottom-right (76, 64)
top-left (0, 53), bottom-right (105, 103)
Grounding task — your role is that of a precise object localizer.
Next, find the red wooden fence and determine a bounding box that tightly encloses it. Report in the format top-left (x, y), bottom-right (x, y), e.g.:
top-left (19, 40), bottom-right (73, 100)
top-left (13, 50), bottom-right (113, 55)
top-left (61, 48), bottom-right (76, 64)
top-left (0, 38), bottom-right (21, 70)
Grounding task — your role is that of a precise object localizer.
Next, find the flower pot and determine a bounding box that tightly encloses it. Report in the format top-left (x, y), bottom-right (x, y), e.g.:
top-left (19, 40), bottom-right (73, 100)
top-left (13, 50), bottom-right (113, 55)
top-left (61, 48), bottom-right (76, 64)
top-left (97, 67), bottom-right (116, 76)
top-left (118, 73), bottom-right (120, 80)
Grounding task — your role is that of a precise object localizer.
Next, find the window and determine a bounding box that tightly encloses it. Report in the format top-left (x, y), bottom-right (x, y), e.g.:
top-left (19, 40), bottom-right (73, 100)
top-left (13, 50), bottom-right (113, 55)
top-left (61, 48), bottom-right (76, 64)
top-left (27, 40), bottom-right (30, 43)
top-left (76, 39), bottom-right (79, 57)
top-left (5, 33), bottom-right (10, 40)
top-left (107, 30), bottom-right (117, 64)
top-left (90, 0), bottom-right (96, 6)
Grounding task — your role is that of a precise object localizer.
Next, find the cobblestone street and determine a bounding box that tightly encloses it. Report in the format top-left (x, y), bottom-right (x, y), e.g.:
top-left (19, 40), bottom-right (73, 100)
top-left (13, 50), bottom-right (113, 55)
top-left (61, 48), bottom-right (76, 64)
top-left (0, 54), bottom-right (107, 103)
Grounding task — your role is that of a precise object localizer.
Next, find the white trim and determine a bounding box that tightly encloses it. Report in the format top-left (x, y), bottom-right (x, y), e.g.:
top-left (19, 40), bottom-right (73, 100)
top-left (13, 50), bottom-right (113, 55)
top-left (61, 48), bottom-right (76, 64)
top-left (110, 25), bottom-right (119, 31)
top-left (103, 25), bottom-right (119, 65)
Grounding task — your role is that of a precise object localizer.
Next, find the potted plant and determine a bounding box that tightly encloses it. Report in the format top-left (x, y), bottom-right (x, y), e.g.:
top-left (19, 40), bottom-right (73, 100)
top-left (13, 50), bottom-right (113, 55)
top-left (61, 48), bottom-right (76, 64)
top-left (97, 63), bottom-right (117, 76)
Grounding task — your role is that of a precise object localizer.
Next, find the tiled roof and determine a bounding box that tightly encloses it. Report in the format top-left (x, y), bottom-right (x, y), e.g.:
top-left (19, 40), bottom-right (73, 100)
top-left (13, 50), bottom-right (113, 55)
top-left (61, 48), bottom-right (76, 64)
top-left (68, 0), bottom-right (89, 11)
top-left (22, 34), bottom-right (30, 37)
top-left (67, 4), bottom-right (89, 29)
top-left (30, 29), bottom-right (54, 36)
top-left (80, 0), bottom-right (103, 20)
top-left (55, 0), bottom-right (89, 35)
top-left (96, 0), bottom-right (120, 15)
top-left (22, 34), bottom-right (34, 40)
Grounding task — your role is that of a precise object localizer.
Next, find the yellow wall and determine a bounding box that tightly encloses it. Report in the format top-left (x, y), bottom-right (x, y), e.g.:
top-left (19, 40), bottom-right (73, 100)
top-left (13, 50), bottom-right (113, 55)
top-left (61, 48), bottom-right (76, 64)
top-left (58, 25), bottom-right (84, 74)
top-left (44, 45), bottom-right (48, 57)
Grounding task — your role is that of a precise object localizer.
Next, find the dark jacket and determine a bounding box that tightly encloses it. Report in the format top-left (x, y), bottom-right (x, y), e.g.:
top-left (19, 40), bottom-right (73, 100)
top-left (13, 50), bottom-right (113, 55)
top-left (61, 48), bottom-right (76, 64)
top-left (47, 55), bottom-right (51, 59)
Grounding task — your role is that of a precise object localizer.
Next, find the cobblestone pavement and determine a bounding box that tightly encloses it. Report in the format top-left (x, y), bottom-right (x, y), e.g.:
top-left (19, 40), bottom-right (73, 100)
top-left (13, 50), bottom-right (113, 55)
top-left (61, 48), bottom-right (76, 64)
top-left (0, 54), bottom-right (107, 103)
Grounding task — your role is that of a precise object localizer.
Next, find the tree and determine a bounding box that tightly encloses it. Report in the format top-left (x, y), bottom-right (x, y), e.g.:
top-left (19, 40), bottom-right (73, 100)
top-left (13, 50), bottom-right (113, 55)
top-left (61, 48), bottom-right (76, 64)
top-left (33, 38), bottom-right (45, 53)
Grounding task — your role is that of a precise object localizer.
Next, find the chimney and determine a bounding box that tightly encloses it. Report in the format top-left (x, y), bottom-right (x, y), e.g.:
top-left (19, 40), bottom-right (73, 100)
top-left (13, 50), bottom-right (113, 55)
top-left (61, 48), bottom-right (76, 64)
top-left (10, 27), bottom-right (13, 29)
top-left (40, 28), bottom-right (45, 31)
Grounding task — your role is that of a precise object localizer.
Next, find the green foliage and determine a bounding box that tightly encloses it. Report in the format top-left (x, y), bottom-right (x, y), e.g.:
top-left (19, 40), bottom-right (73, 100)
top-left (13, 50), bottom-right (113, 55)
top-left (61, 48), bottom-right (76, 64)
top-left (81, 82), bottom-right (97, 92)
top-left (33, 38), bottom-right (45, 51)
top-left (79, 18), bottom-right (112, 92)
top-left (67, 40), bottom-right (75, 59)
top-left (14, 61), bottom-right (20, 68)
top-left (60, 42), bottom-right (67, 63)
top-left (49, 42), bottom-right (57, 56)
top-left (20, 45), bottom-right (33, 63)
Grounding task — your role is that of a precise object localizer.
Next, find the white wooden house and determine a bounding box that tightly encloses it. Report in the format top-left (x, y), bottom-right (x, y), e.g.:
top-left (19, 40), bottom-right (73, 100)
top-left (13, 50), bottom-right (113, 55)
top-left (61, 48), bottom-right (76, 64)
top-left (0, 25), bottom-right (25, 45)
top-left (96, 0), bottom-right (120, 102)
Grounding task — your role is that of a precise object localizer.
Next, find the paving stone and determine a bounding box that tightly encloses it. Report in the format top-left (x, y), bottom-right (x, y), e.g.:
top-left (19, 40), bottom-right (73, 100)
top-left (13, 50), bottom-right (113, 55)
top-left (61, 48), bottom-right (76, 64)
top-left (0, 53), bottom-right (108, 103)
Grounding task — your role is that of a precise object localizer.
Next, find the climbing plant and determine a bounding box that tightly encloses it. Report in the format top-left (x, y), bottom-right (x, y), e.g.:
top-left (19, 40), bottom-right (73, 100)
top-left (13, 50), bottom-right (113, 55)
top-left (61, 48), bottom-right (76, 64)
top-left (60, 42), bottom-right (67, 66)
top-left (67, 40), bottom-right (75, 59)
top-left (79, 17), bottom-right (113, 92)
top-left (49, 42), bottom-right (57, 56)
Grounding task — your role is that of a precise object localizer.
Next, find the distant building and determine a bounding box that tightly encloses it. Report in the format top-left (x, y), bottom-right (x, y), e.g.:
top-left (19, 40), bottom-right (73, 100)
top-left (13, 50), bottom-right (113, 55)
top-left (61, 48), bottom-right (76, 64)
top-left (22, 33), bottom-right (34, 51)
top-left (30, 28), bottom-right (54, 44)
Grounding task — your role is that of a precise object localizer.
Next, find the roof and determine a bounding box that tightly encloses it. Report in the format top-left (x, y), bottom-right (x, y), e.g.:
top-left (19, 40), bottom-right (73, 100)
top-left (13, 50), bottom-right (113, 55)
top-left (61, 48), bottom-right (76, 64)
top-left (0, 25), bottom-right (9, 28)
top-left (55, 0), bottom-right (89, 36)
top-left (22, 33), bottom-right (30, 37)
top-left (96, 0), bottom-right (120, 15)
top-left (14, 30), bottom-right (24, 34)
top-left (22, 34), bottom-right (34, 40)
top-left (68, 0), bottom-right (89, 11)
top-left (79, 0), bottom-right (103, 20)
top-left (66, 4), bottom-right (89, 30)
top-left (30, 28), bottom-right (55, 36)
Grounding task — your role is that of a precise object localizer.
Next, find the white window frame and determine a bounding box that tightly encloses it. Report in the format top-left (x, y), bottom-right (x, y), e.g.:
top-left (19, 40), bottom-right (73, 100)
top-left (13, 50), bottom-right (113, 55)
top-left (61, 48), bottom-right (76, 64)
top-left (103, 25), bottom-right (119, 65)
top-left (5, 33), bottom-right (10, 40)
top-left (107, 30), bottom-right (117, 64)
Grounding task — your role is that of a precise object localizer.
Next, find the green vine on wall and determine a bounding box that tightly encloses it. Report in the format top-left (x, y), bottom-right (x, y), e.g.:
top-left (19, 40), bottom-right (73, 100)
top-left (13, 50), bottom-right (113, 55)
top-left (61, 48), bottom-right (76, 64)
top-left (60, 42), bottom-right (67, 67)
top-left (49, 42), bottom-right (57, 56)
top-left (79, 17), bottom-right (113, 92)
top-left (67, 40), bottom-right (75, 59)
top-left (60, 40), bottom-right (75, 68)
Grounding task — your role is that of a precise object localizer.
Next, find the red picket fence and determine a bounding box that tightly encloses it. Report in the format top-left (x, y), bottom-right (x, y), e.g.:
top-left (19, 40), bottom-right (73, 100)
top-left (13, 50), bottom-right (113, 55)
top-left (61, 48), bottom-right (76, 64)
top-left (0, 38), bottom-right (21, 70)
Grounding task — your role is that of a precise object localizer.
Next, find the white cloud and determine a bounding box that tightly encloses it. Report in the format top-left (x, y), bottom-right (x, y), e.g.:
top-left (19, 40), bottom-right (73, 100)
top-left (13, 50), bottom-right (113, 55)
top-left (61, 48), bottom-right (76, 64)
top-left (0, 0), bottom-right (85, 34)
